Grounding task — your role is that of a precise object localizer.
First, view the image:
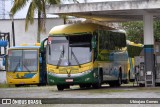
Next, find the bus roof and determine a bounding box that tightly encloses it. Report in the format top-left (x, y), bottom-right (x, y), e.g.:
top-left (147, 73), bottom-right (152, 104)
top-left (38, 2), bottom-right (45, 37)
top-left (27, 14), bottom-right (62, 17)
top-left (126, 40), bottom-right (143, 47)
top-left (49, 23), bottom-right (115, 36)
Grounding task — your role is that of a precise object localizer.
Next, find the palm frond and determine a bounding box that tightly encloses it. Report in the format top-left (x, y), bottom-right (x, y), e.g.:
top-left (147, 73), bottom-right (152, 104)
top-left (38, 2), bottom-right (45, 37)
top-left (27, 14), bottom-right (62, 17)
top-left (10, 0), bottom-right (29, 15)
top-left (41, 0), bottom-right (47, 33)
top-left (34, 0), bottom-right (43, 11)
top-left (46, 0), bottom-right (61, 5)
top-left (35, 0), bottom-right (47, 33)
top-left (73, 0), bottom-right (79, 3)
top-left (25, 1), bottom-right (36, 31)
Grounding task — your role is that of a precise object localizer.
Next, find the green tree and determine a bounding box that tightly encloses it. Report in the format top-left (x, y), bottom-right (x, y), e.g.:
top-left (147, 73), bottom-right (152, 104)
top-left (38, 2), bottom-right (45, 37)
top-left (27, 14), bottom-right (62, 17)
top-left (122, 21), bottom-right (143, 43)
top-left (154, 20), bottom-right (160, 42)
top-left (11, 0), bottom-right (60, 43)
top-left (122, 20), bottom-right (160, 43)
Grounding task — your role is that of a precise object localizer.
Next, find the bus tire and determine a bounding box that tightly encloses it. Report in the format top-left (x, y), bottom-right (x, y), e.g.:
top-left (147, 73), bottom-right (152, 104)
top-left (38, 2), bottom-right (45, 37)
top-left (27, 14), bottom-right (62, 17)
top-left (129, 70), bottom-right (130, 81)
top-left (79, 84), bottom-right (85, 88)
top-left (109, 82), bottom-right (115, 87)
top-left (115, 69), bottom-right (122, 87)
top-left (155, 83), bottom-right (160, 86)
top-left (92, 83), bottom-right (101, 89)
top-left (37, 83), bottom-right (46, 86)
top-left (15, 84), bottom-right (21, 87)
top-left (139, 83), bottom-right (145, 87)
top-left (57, 85), bottom-right (64, 91)
top-left (115, 76), bottom-right (122, 87)
top-left (123, 79), bottom-right (129, 84)
top-left (92, 79), bottom-right (101, 89)
top-left (80, 84), bottom-right (91, 89)
top-left (92, 68), bottom-right (103, 89)
top-left (85, 84), bottom-right (91, 88)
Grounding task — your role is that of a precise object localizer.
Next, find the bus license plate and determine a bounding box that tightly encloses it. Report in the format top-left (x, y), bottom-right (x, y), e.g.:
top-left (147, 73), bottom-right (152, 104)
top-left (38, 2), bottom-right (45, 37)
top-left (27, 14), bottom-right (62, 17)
top-left (65, 79), bottom-right (73, 82)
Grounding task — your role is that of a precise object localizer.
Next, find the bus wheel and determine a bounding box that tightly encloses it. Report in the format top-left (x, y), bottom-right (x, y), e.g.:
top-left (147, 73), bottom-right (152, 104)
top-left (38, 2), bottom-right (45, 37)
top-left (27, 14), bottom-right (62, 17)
top-left (15, 84), bottom-right (21, 87)
top-left (117, 76), bottom-right (122, 86)
top-left (57, 85), bottom-right (64, 91)
top-left (116, 68), bottom-right (122, 86)
top-left (37, 83), bottom-right (46, 86)
top-left (129, 70), bottom-right (130, 81)
top-left (79, 84), bottom-right (85, 89)
top-left (92, 83), bottom-right (101, 89)
top-left (156, 83), bottom-right (160, 86)
top-left (109, 82), bottom-right (115, 87)
top-left (139, 83), bottom-right (145, 87)
top-left (115, 73), bottom-right (122, 87)
top-left (123, 79), bottom-right (129, 84)
top-left (85, 84), bottom-right (91, 88)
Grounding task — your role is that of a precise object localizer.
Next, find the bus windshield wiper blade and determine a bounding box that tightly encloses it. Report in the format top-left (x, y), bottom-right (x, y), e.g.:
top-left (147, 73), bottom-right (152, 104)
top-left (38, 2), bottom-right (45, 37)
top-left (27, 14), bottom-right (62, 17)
top-left (22, 63), bottom-right (31, 73)
top-left (13, 59), bottom-right (21, 73)
top-left (56, 45), bottom-right (64, 69)
top-left (71, 48), bottom-right (81, 68)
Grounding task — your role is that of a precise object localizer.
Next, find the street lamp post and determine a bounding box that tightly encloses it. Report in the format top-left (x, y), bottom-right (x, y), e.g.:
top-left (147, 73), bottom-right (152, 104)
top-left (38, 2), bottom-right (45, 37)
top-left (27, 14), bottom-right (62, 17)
top-left (9, 13), bottom-right (15, 46)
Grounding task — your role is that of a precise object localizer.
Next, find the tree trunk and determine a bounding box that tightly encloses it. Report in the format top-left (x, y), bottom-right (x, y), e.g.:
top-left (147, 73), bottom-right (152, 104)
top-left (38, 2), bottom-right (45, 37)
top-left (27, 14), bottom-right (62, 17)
top-left (64, 17), bottom-right (66, 24)
top-left (37, 10), bottom-right (41, 43)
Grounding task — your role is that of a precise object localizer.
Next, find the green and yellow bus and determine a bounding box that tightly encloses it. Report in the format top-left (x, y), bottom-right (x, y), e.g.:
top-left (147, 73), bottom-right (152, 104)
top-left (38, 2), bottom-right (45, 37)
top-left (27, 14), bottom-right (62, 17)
top-left (46, 23), bottom-right (142, 90)
top-left (6, 43), bottom-right (47, 87)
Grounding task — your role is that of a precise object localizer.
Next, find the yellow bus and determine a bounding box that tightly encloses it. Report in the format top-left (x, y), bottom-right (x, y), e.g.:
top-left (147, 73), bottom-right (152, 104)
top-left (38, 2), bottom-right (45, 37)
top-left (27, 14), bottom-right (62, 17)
top-left (6, 43), bottom-right (47, 87)
top-left (126, 40), bottom-right (143, 82)
top-left (46, 23), bottom-right (142, 90)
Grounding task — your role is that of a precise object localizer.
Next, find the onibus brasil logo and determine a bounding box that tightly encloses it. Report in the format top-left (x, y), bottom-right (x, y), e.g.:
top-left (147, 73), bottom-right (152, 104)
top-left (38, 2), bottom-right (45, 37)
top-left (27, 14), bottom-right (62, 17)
top-left (1, 99), bottom-right (42, 104)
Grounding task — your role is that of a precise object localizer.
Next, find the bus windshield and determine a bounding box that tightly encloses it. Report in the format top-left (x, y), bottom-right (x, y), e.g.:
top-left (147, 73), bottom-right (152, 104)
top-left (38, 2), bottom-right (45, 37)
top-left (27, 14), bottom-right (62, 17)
top-left (8, 49), bottom-right (38, 72)
top-left (47, 35), bottom-right (92, 66)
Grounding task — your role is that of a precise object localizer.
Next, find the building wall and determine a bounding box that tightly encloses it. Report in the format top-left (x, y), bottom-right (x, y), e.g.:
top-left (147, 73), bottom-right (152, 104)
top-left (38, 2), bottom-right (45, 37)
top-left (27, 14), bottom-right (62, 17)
top-left (0, 72), bottom-right (6, 83)
top-left (0, 18), bottom-right (64, 46)
top-left (0, 18), bottom-right (63, 83)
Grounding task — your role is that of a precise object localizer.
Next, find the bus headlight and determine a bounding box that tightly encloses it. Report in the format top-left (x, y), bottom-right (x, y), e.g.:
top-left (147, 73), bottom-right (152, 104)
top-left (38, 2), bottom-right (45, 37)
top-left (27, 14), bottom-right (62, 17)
top-left (7, 74), bottom-right (12, 79)
top-left (48, 72), bottom-right (54, 76)
top-left (85, 78), bottom-right (90, 81)
top-left (50, 79), bottom-right (55, 83)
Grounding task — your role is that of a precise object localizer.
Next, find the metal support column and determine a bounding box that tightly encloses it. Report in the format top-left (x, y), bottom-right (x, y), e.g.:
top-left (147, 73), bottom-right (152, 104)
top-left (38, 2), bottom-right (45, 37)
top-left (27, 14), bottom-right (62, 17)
top-left (143, 14), bottom-right (155, 87)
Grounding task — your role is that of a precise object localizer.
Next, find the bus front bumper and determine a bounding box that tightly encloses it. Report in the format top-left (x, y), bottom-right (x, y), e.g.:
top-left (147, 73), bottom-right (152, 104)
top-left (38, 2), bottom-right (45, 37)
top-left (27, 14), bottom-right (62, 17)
top-left (47, 69), bottom-right (98, 85)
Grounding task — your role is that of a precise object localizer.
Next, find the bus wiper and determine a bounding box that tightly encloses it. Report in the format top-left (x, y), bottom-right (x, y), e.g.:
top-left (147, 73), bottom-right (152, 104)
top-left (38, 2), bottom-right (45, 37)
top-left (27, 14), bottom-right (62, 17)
top-left (13, 59), bottom-right (31, 73)
top-left (22, 63), bottom-right (31, 73)
top-left (13, 59), bottom-right (21, 73)
top-left (71, 48), bottom-right (81, 68)
top-left (56, 45), bottom-right (64, 69)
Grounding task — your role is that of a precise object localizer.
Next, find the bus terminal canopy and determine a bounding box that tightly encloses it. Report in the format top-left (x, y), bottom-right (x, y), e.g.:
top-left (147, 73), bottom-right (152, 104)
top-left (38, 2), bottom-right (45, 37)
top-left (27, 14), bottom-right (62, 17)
top-left (46, 0), bottom-right (160, 23)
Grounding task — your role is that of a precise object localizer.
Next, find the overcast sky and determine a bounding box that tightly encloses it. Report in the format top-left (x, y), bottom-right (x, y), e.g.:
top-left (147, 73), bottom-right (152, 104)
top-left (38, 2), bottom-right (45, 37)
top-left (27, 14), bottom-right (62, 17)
top-left (2, 0), bottom-right (125, 19)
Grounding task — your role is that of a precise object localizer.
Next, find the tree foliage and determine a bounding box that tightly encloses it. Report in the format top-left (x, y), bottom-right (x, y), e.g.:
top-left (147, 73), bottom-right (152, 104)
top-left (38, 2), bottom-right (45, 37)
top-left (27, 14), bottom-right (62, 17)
top-left (10, 0), bottom-right (60, 42)
top-left (154, 20), bottom-right (160, 42)
top-left (122, 20), bottom-right (160, 44)
top-left (122, 21), bottom-right (143, 43)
